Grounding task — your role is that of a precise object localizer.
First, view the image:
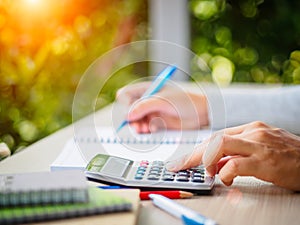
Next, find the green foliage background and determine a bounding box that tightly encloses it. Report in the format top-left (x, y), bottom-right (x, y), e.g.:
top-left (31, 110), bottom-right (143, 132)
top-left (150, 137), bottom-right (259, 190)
top-left (0, 0), bottom-right (147, 156)
top-left (0, 0), bottom-right (299, 158)
top-left (190, 0), bottom-right (300, 85)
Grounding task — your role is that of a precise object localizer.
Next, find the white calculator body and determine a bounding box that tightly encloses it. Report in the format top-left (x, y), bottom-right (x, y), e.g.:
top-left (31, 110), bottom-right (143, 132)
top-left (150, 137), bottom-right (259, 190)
top-left (85, 154), bottom-right (215, 193)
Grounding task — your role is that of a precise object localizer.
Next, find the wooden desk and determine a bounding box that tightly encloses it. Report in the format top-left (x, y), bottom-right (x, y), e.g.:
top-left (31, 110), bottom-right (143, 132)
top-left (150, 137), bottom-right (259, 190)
top-left (0, 104), bottom-right (299, 225)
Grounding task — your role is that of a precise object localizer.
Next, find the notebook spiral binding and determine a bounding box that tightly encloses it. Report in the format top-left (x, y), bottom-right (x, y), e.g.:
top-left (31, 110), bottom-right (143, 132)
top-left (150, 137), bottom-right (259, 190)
top-left (74, 136), bottom-right (203, 145)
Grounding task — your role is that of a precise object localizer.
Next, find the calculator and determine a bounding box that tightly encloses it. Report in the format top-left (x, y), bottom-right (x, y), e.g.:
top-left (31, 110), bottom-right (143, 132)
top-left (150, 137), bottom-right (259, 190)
top-left (85, 154), bottom-right (215, 193)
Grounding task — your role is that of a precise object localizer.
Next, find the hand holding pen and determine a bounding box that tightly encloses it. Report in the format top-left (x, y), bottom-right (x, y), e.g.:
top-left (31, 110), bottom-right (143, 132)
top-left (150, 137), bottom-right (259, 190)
top-left (116, 65), bottom-right (208, 134)
top-left (116, 65), bottom-right (177, 133)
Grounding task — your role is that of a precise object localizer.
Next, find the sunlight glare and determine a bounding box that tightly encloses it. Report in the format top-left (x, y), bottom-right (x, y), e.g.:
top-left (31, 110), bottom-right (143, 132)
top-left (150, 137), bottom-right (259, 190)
top-left (24, 0), bottom-right (40, 5)
top-left (22, 0), bottom-right (46, 11)
top-left (19, 0), bottom-right (52, 19)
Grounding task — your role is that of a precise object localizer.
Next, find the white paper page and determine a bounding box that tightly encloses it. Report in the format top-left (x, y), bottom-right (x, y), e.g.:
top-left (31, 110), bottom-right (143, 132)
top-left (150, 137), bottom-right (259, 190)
top-left (50, 140), bottom-right (86, 171)
top-left (51, 127), bottom-right (213, 171)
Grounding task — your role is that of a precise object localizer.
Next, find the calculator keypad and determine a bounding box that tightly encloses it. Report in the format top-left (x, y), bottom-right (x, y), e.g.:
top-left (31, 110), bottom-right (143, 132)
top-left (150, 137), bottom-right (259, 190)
top-left (134, 160), bottom-right (207, 183)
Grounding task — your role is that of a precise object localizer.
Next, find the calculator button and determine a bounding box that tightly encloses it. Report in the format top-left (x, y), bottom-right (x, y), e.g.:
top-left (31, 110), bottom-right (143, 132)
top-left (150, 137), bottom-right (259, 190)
top-left (134, 174), bottom-right (144, 180)
top-left (138, 166), bottom-right (147, 171)
top-left (164, 169), bottom-right (176, 175)
top-left (147, 175), bottom-right (160, 180)
top-left (192, 173), bottom-right (205, 178)
top-left (150, 166), bottom-right (163, 172)
top-left (163, 172), bottom-right (176, 177)
top-left (192, 172), bottom-right (203, 177)
top-left (191, 168), bottom-right (205, 174)
top-left (162, 175), bottom-right (174, 181)
top-left (191, 176), bottom-right (205, 183)
top-left (178, 171), bottom-right (190, 177)
top-left (139, 164), bottom-right (148, 168)
top-left (140, 160), bottom-right (149, 165)
top-left (148, 170), bottom-right (160, 176)
top-left (176, 176), bottom-right (189, 182)
top-left (136, 170), bottom-right (145, 175)
top-left (152, 161), bottom-right (164, 166)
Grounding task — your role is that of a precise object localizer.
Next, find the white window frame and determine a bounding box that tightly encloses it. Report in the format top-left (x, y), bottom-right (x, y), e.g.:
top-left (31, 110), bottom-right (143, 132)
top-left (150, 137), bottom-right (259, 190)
top-left (148, 0), bottom-right (190, 80)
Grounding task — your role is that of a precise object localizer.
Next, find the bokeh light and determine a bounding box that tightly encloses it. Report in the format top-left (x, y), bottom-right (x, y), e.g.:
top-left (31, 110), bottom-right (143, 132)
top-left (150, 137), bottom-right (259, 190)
top-left (1, 0), bottom-right (300, 158)
top-left (23, 0), bottom-right (41, 5)
top-left (0, 0), bottom-right (147, 156)
top-left (190, 0), bottom-right (226, 21)
top-left (190, 0), bottom-right (300, 84)
top-left (210, 56), bottom-right (235, 86)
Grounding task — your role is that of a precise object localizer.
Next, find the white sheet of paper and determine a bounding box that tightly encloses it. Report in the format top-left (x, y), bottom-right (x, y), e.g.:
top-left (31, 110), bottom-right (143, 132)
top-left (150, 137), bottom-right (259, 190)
top-left (51, 127), bottom-right (213, 171)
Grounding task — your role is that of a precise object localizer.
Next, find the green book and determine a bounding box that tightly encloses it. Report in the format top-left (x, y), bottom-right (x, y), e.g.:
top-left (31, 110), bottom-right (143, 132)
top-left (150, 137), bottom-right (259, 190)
top-left (0, 171), bottom-right (88, 207)
top-left (0, 187), bottom-right (132, 225)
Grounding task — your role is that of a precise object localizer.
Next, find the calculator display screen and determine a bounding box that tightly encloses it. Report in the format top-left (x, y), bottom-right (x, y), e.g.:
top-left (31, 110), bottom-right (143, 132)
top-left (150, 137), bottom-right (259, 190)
top-left (100, 157), bottom-right (132, 177)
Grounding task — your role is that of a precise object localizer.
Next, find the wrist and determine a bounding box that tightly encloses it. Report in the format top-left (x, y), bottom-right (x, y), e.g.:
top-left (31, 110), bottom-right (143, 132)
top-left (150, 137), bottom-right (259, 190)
top-left (188, 93), bottom-right (209, 128)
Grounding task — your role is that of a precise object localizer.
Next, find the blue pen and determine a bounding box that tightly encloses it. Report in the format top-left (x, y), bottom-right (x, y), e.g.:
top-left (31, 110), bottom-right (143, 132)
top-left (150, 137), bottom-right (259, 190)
top-left (116, 65), bottom-right (177, 133)
top-left (149, 194), bottom-right (218, 225)
top-left (97, 186), bottom-right (124, 189)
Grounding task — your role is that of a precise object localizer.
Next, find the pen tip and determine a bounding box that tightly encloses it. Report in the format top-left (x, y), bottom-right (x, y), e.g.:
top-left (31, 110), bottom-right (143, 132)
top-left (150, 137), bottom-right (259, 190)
top-left (116, 126), bottom-right (123, 133)
top-left (116, 120), bottom-right (128, 133)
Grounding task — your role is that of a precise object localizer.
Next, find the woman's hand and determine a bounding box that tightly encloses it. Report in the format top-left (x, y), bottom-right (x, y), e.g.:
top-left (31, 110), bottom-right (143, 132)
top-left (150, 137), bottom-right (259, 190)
top-left (116, 82), bottom-right (209, 133)
top-left (167, 121), bottom-right (300, 191)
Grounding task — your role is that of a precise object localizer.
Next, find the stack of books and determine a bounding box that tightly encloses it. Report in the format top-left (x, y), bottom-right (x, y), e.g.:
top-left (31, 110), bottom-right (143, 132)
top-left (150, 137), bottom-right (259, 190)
top-left (0, 170), bottom-right (132, 224)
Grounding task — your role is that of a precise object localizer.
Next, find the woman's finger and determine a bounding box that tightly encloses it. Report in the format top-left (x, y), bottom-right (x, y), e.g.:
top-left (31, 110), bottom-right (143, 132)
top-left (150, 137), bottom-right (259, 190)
top-left (215, 156), bottom-right (238, 173)
top-left (202, 133), bottom-right (259, 170)
top-left (116, 82), bottom-right (150, 105)
top-left (128, 97), bottom-right (177, 122)
top-left (228, 121), bottom-right (273, 138)
top-left (204, 156), bottom-right (236, 176)
top-left (166, 131), bottom-right (260, 173)
top-left (165, 152), bottom-right (197, 171)
top-left (218, 157), bottom-right (259, 186)
top-left (165, 139), bottom-right (209, 171)
top-left (221, 123), bottom-right (250, 135)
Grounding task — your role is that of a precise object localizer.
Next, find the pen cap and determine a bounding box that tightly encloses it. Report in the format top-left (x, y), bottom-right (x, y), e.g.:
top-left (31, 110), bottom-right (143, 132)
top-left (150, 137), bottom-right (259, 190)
top-left (182, 214), bottom-right (218, 225)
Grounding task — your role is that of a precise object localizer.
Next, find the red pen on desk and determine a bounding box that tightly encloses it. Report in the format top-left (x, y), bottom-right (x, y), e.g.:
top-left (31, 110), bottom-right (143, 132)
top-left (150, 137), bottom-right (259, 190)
top-left (140, 190), bottom-right (193, 200)
top-left (98, 186), bottom-right (193, 200)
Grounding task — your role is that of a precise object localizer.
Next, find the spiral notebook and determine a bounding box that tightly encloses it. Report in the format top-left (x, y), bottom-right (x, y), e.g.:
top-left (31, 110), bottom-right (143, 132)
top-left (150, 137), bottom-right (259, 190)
top-left (0, 170), bottom-right (88, 207)
top-left (0, 187), bottom-right (133, 225)
top-left (51, 126), bottom-right (212, 171)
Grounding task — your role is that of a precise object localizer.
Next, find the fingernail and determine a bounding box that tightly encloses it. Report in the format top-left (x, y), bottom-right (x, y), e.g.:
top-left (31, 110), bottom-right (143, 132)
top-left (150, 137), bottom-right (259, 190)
top-left (165, 153), bottom-right (191, 171)
top-left (205, 165), bottom-right (217, 177)
top-left (165, 160), bottom-right (179, 171)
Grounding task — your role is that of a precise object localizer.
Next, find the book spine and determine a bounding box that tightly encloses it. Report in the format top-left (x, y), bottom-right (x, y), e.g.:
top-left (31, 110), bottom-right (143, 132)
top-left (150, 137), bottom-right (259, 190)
top-left (0, 189), bottom-right (89, 207)
top-left (0, 203), bottom-right (132, 225)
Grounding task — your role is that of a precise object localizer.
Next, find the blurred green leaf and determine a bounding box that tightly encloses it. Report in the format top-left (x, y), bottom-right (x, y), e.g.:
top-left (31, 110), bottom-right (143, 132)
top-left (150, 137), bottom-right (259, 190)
top-left (0, 0), bottom-right (147, 155)
top-left (191, 0), bottom-right (300, 85)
